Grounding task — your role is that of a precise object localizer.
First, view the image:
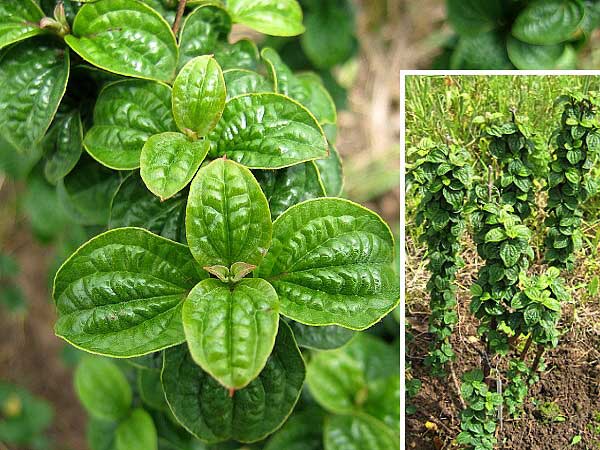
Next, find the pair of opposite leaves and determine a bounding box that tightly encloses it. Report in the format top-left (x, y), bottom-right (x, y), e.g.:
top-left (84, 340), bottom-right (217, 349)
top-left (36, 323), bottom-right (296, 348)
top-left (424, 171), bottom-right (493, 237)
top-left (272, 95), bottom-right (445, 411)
top-left (53, 158), bottom-right (399, 391)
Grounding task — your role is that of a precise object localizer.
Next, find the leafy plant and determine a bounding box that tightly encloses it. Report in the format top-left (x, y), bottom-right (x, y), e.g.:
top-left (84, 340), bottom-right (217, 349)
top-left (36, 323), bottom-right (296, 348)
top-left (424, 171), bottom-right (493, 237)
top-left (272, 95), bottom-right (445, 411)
top-left (442, 0), bottom-right (600, 69)
top-left (0, 0), bottom-right (399, 448)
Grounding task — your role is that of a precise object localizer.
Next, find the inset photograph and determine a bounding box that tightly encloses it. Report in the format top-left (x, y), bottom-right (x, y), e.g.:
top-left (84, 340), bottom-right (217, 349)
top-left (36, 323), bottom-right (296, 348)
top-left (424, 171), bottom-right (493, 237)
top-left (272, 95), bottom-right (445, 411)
top-left (405, 74), bottom-right (600, 450)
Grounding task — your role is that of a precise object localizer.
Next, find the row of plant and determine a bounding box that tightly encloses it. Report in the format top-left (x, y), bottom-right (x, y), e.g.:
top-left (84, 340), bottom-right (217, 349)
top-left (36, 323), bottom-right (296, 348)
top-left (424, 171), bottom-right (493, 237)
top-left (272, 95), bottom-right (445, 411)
top-left (410, 92), bottom-right (600, 449)
top-left (0, 0), bottom-right (398, 449)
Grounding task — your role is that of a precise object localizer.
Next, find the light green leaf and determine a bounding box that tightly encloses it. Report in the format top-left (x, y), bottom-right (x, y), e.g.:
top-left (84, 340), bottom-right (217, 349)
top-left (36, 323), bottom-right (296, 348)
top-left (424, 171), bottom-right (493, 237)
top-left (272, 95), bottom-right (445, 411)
top-left (140, 132), bottom-right (209, 200)
top-left (223, 69), bottom-right (272, 100)
top-left (226, 0), bottom-right (304, 36)
top-left (208, 93), bottom-right (328, 168)
top-left (65, 0), bottom-right (178, 81)
top-left (288, 320), bottom-right (354, 350)
top-left (115, 409), bottom-right (157, 450)
top-left (507, 37), bottom-right (572, 69)
top-left (315, 145), bottom-right (344, 196)
top-left (84, 80), bottom-right (176, 170)
top-left (53, 227), bottom-right (202, 357)
top-left (182, 278), bottom-right (279, 389)
top-left (44, 111), bottom-right (83, 184)
top-left (162, 321), bottom-right (304, 443)
top-left (172, 56), bottom-right (226, 137)
top-left (186, 158), bottom-right (272, 268)
top-left (57, 156), bottom-right (123, 226)
top-left (178, 3), bottom-right (231, 69)
top-left (75, 357), bottom-right (132, 421)
top-left (0, 38), bottom-right (69, 154)
top-left (0, 1), bottom-right (44, 50)
top-left (324, 414), bottom-right (399, 450)
top-left (512, 0), bottom-right (584, 45)
top-left (258, 198), bottom-right (399, 330)
top-left (109, 172), bottom-right (187, 242)
top-left (255, 162), bottom-right (326, 220)
top-left (363, 375), bottom-right (400, 432)
top-left (264, 407), bottom-right (325, 450)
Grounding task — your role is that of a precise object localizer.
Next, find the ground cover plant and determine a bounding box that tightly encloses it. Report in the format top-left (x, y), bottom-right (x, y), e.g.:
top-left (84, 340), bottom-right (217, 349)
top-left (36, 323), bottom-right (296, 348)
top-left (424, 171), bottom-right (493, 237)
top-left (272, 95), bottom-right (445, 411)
top-left (406, 75), bottom-right (600, 450)
top-left (437, 0), bottom-right (600, 69)
top-left (0, 1), bottom-right (399, 449)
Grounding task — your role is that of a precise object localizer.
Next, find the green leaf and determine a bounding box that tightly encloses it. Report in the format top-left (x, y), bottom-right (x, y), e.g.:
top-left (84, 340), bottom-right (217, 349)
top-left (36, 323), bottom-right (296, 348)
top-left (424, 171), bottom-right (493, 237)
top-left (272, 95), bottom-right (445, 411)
top-left (264, 407), bottom-right (325, 450)
top-left (512, 0), bottom-right (584, 45)
top-left (261, 47), bottom-right (295, 95)
top-left (259, 198), bottom-right (399, 330)
top-left (137, 369), bottom-right (168, 411)
top-left (315, 145), bottom-right (344, 196)
top-left (223, 69), bottom-right (272, 100)
top-left (207, 93), bottom-right (328, 168)
top-left (182, 278), bottom-right (279, 389)
top-left (178, 3), bottom-right (232, 69)
top-left (186, 158), bottom-right (272, 268)
top-left (43, 110), bottom-right (83, 184)
top-left (484, 228), bottom-right (507, 243)
top-left (53, 227), bottom-right (202, 357)
top-left (363, 375), bottom-right (400, 432)
top-left (172, 56), bottom-right (226, 137)
top-left (255, 162), bottom-right (326, 220)
top-left (57, 156), bottom-right (123, 226)
top-left (140, 132), bottom-right (209, 200)
top-left (87, 418), bottom-right (117, 450)
top-left (288, 320), bottom-right (355, 350)
top-left (74, 357), bottom-right (132, 421)
top-left (293, 73), bottom-right (337, 125)
top-left (446, 0), bottom-right (505, 35)
top-left (500, 241), bottom-right (521, 267)
top-left (323, 414), bottom-right (399, 450)
top-left (214, 39), bottom-right (259, 70)
top-left (0, 38), bottom-right (69, 154)
top-left (65, 0), bottom-right (178, 81)
top-left (115, 408), bottom-right (157, 450)
top-left (451, 32), bottom-right (513, 70)
top-left (507, 37), bottom-right (573, 69)
top-left (109, 172), bottom-right (187, 242)
top-left (0, 1), bottom-right (44, 50)
top-left (84, 80), bottom-right (176, 170)
top-left (162, 321), bottom-right (305, 443)
top-left (226, 0), bottom-right (304, 36)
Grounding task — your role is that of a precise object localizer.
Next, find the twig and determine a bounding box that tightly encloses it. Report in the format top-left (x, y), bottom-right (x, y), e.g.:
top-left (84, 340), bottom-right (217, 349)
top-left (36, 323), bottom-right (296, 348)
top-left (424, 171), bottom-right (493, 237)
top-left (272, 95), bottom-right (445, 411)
top-left (172, 0), bottom-right (187, 36)
top-left (520, 335), bottom-right (533, 361)
top-left (449, 361), bottom-right (467, 410)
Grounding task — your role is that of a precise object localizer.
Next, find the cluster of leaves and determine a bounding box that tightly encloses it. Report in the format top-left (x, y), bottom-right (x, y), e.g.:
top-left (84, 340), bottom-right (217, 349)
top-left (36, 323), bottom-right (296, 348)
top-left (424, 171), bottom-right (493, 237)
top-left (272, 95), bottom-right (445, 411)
top-left (545, 93), bottom-right (600, 269)
top-left (456, 369), bottom-right (503, 450)
top-left (502, 358), bottom-right (535, 418)
top-left (0, 0), bottom-right (399, 448)
top-left (409, 144), bottom-right (473, 375)
top-left (0, 382), bottom-right (54, 450)
top-left (442, 0), bottom-right (600, 70)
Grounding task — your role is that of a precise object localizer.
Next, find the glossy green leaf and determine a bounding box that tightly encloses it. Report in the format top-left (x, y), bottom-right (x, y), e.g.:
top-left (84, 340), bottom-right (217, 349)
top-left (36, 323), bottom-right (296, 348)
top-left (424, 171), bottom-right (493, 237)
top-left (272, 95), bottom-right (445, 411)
top-left (186, 158), bottom-right (272, 268)
top-left (138, 369), bottom-right (169, 411)
top-left (84, 80), bottom-right (176, 170)
top-left (0, 1), bottom-right (44, 50)
top-left (109, 172), bottom-right (187, 242)
top-left (57, 156), bottom-right (123, 225)
top-left (65, 0), bottom-right (178, 81)
top-left (0, 38), bottom-right (69, 154)
top-left (74, 357), bottom-right (132, 421)
top-left (162, 321), bottom-right (305, 443)
top-left (446, 0), bottom-right (505, 35)
top-left (44, 110), bottom-right (83, 184)
top-left (288, 321), bottom-right (354, 350)
top-left (53, 227), bottom-right (202, 357)
top-left (214, 39), bottom-right (259, 70)
top-left (292, 73), bottom-right (337, 125)
top-left (323, 414), bottom-right (399, 450)
top-left (507, 37), bottom-right (575, 69)
top-left (258, 198), bottom-right (399, 330)
top-left (223, 69), bottom-right (272, 100)
top-left (264, 407), bottom-right (325, 450)
top-left (182, 278), bottom-right (279, 389)
top-left (261, 47), bottom-right (294, 95)
top-left (141, 0), bottom-right (176, 23)
top-left (315, 145), bottom-right (344, 196)
top-left (512, 0), bottom-right (584, 45)
top-left (178, 3), bottom-right (231, 69)
top-left (140, 132), bottom-right (209, 200)
top-left (255, 162), bottom-right (326, 219)
top-left (116, 408), bottom-right (158, 450)
top-left (172, 56), bottom-right (226, 137)
top-left (226, 0), bottom-right (304, 36)
top-left (208, 93), bottom-right (327, 168)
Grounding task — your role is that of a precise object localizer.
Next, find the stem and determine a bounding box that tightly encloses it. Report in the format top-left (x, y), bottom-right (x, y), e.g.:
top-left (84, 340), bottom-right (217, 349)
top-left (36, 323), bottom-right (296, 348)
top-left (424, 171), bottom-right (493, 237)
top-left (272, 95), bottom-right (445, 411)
top-left (487, 164), bottom-right (493, 201)
top-left (520, 335), bottom-right (533, 361)
top-left (531, 346), bottom-right (545, 373)
top-left (172, 0), bottom-right (187, 36)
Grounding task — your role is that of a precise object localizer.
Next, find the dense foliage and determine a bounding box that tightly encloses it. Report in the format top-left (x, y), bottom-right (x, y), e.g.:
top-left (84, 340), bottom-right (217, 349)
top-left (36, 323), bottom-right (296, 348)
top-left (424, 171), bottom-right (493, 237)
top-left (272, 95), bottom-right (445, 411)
top-left (0, 1), bottom-right (398, 449)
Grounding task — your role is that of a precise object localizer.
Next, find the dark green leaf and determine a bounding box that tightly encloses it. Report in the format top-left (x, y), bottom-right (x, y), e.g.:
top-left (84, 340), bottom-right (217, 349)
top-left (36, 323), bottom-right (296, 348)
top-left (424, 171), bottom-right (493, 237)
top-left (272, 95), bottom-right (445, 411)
top-left (512, 0), bottom-right (584, 45)
top-left (264, 407), bottom-right (325, 450)
top-left (44, 110), bottom-right (84, 184)
top-left (451, 32), bottom-right (513, 70)
top-left (507, 37), bottom-right (574, 69)
top-left (315, 145), bottom-right (344, 196)
top-left (223, 69), bottom-right (272, 100)
top-left (288, 320), bottom-right (354, 350)
top-left (446, 0), bottom-right (505, 35)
